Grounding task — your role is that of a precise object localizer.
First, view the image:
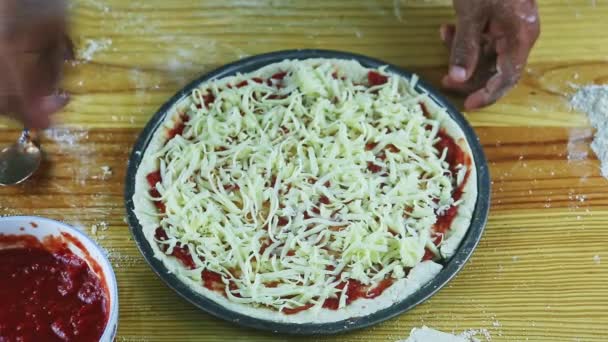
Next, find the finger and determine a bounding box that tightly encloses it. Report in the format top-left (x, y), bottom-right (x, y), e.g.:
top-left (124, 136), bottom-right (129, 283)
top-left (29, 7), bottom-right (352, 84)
top-left (464, 29), bottom-right (533, 110)
top-left (463, 52), bottom-right (520, 110)
top-left (481, 33), bottom-right (498, 56)
top-left (19, 52), bottom-right (69, 128)
top-left (47, 36), bottom-right (68, 88)
top-left (6, 0), bottom-right (67, 98)
top-left (441, 75), bottom-right (478, 95)
top-left (21, 93), bottom-right (69, 129)
top-left (442, 25), bottom-right (497, 84)
top-left (3, 53), bottom-right (65, 128)
top-left (6, 36), bottom-right (68, 128)
top-left (448, 15), bottom-right (486, 83)
top-left (439, 24), bottom-right (455, 48)
top-left (463, 72), bottom-right (505, 110)
top-left (6, 1), bottom-right (66, 52)
top-left (0, 95), bottom-right (21, 121)
top-left (0, 0), bottom-right (68, 128)
top-left (18, 17), bottom-right (68, 126)
top-left (440, 24), bottom-right (470, 94)
top-left (16, 44), bottom-right (63, 101)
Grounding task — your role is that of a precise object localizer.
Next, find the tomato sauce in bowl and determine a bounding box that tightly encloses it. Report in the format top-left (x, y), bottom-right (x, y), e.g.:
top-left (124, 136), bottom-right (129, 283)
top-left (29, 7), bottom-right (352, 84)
top-left (0, 243), bottom-right (108, 341)
top-left (0, 217), bottom-right (118, 342)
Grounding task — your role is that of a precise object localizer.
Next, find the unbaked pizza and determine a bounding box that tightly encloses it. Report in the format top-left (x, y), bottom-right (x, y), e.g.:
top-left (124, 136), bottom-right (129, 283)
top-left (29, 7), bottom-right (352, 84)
top-left (133, 59), bottom-right (477, 323)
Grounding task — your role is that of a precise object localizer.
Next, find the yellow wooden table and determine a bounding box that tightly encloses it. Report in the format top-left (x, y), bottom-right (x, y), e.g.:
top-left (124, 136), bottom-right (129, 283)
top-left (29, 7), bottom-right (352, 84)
top-left (1, 0), bottom-right (607, 341)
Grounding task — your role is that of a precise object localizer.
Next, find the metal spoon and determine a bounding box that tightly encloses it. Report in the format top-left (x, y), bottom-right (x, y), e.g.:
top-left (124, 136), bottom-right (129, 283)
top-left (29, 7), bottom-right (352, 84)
top-left (0, 129), bottom-right (42, 186)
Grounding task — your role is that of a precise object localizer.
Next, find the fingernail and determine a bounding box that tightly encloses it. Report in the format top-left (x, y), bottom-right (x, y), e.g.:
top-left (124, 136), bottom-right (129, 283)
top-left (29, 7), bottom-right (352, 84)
top-left (449, 66), bottom-right (467, 82)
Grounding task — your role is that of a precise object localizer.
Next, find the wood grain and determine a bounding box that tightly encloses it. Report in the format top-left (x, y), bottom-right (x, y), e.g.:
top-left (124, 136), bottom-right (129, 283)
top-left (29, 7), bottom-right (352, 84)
top-left (1, 0), bottom-right (608, 341)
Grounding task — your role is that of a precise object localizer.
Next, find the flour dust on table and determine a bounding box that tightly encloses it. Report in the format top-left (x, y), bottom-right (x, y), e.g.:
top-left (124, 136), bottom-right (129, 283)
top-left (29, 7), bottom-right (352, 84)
top-left (398, 326), bottom-right (491, 342)
top-left (570, 85), bottom-right (608, 179)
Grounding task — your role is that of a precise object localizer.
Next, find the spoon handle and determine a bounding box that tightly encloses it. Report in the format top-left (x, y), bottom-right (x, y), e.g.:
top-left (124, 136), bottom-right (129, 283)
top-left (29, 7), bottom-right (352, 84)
top-left (19, 129), bottom-right (30, 144)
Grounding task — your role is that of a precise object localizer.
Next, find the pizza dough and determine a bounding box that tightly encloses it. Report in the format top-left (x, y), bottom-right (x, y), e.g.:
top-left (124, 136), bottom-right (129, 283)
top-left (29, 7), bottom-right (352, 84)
top-left (133, 58), bottom-right (477, 323)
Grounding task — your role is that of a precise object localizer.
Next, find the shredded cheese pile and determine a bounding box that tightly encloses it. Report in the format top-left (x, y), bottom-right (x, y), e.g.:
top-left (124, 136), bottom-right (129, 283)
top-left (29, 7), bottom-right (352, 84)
top-left (150, 61), bottom-right (456, 312)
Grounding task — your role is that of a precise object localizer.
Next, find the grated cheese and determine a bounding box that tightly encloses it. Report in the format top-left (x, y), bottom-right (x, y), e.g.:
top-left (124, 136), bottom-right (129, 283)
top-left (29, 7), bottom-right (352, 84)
top-left (149, 61), bottom-right (463, 312)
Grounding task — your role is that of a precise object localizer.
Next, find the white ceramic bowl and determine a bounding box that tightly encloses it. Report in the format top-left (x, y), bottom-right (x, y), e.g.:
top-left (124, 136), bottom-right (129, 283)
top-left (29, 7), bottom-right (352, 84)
top-left (0, 216), bottom-right (119, 342)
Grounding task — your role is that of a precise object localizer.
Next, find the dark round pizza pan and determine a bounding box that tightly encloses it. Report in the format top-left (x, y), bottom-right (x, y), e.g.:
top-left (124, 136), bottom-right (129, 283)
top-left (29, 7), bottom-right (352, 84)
top-left (124, 49), bottom-right (491, 335)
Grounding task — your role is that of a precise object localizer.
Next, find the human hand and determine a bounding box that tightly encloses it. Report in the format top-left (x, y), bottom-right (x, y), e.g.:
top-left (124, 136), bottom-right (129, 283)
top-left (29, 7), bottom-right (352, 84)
top-left (441, 0), bottom-right (540, 110)
top-left (0, 0), bottom-right (71, 129)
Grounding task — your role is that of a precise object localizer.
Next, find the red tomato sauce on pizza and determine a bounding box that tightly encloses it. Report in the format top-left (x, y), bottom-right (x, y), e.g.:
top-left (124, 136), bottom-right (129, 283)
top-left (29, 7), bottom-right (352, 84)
top-left (423, 130), bottom-right (472, 261)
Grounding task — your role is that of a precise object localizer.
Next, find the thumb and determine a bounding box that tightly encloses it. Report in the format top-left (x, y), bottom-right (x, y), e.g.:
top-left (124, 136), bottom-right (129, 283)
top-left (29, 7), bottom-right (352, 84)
top-left (448, 18), bottom-right (484, 83)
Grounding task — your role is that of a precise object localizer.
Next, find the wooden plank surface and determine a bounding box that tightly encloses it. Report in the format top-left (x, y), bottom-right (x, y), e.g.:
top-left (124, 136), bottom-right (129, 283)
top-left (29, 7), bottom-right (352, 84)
top-left (1, 0), bottom-right (608, 341)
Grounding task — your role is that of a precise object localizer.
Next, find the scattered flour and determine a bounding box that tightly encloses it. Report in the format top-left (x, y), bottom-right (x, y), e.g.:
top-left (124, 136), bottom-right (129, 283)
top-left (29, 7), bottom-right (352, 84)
top-left (567, 128), bottom-right (591, 161)
top-left (79, 38), bottom-right (113, 61)
top-left (461, 329), bottom-right (492, 341)
top-left (106, 249), bottom-right (140, 269)
top-left (399, 326), bottom-right (491, 342)
top-left (92, 166), bottom-right (113, 181)
top-left (393, 0), bottom-right (404, 22)
top-left (101, 166), bottom-right (113, 179)
top-left (90, 221), bottom-right (109, 238)
top-left (44, 128), bottom-right (88, 147)
top-left (82, 0), bottom-right (112, 12)
top-left (43, 128), bottom-right (95, 186)
top-left (570, 85), bottom-right (608, 178)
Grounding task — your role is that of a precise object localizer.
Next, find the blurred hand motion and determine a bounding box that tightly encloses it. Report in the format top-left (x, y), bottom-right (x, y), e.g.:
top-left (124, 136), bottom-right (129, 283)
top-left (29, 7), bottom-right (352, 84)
top-left (0, 0), bottom-right (71, 129)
